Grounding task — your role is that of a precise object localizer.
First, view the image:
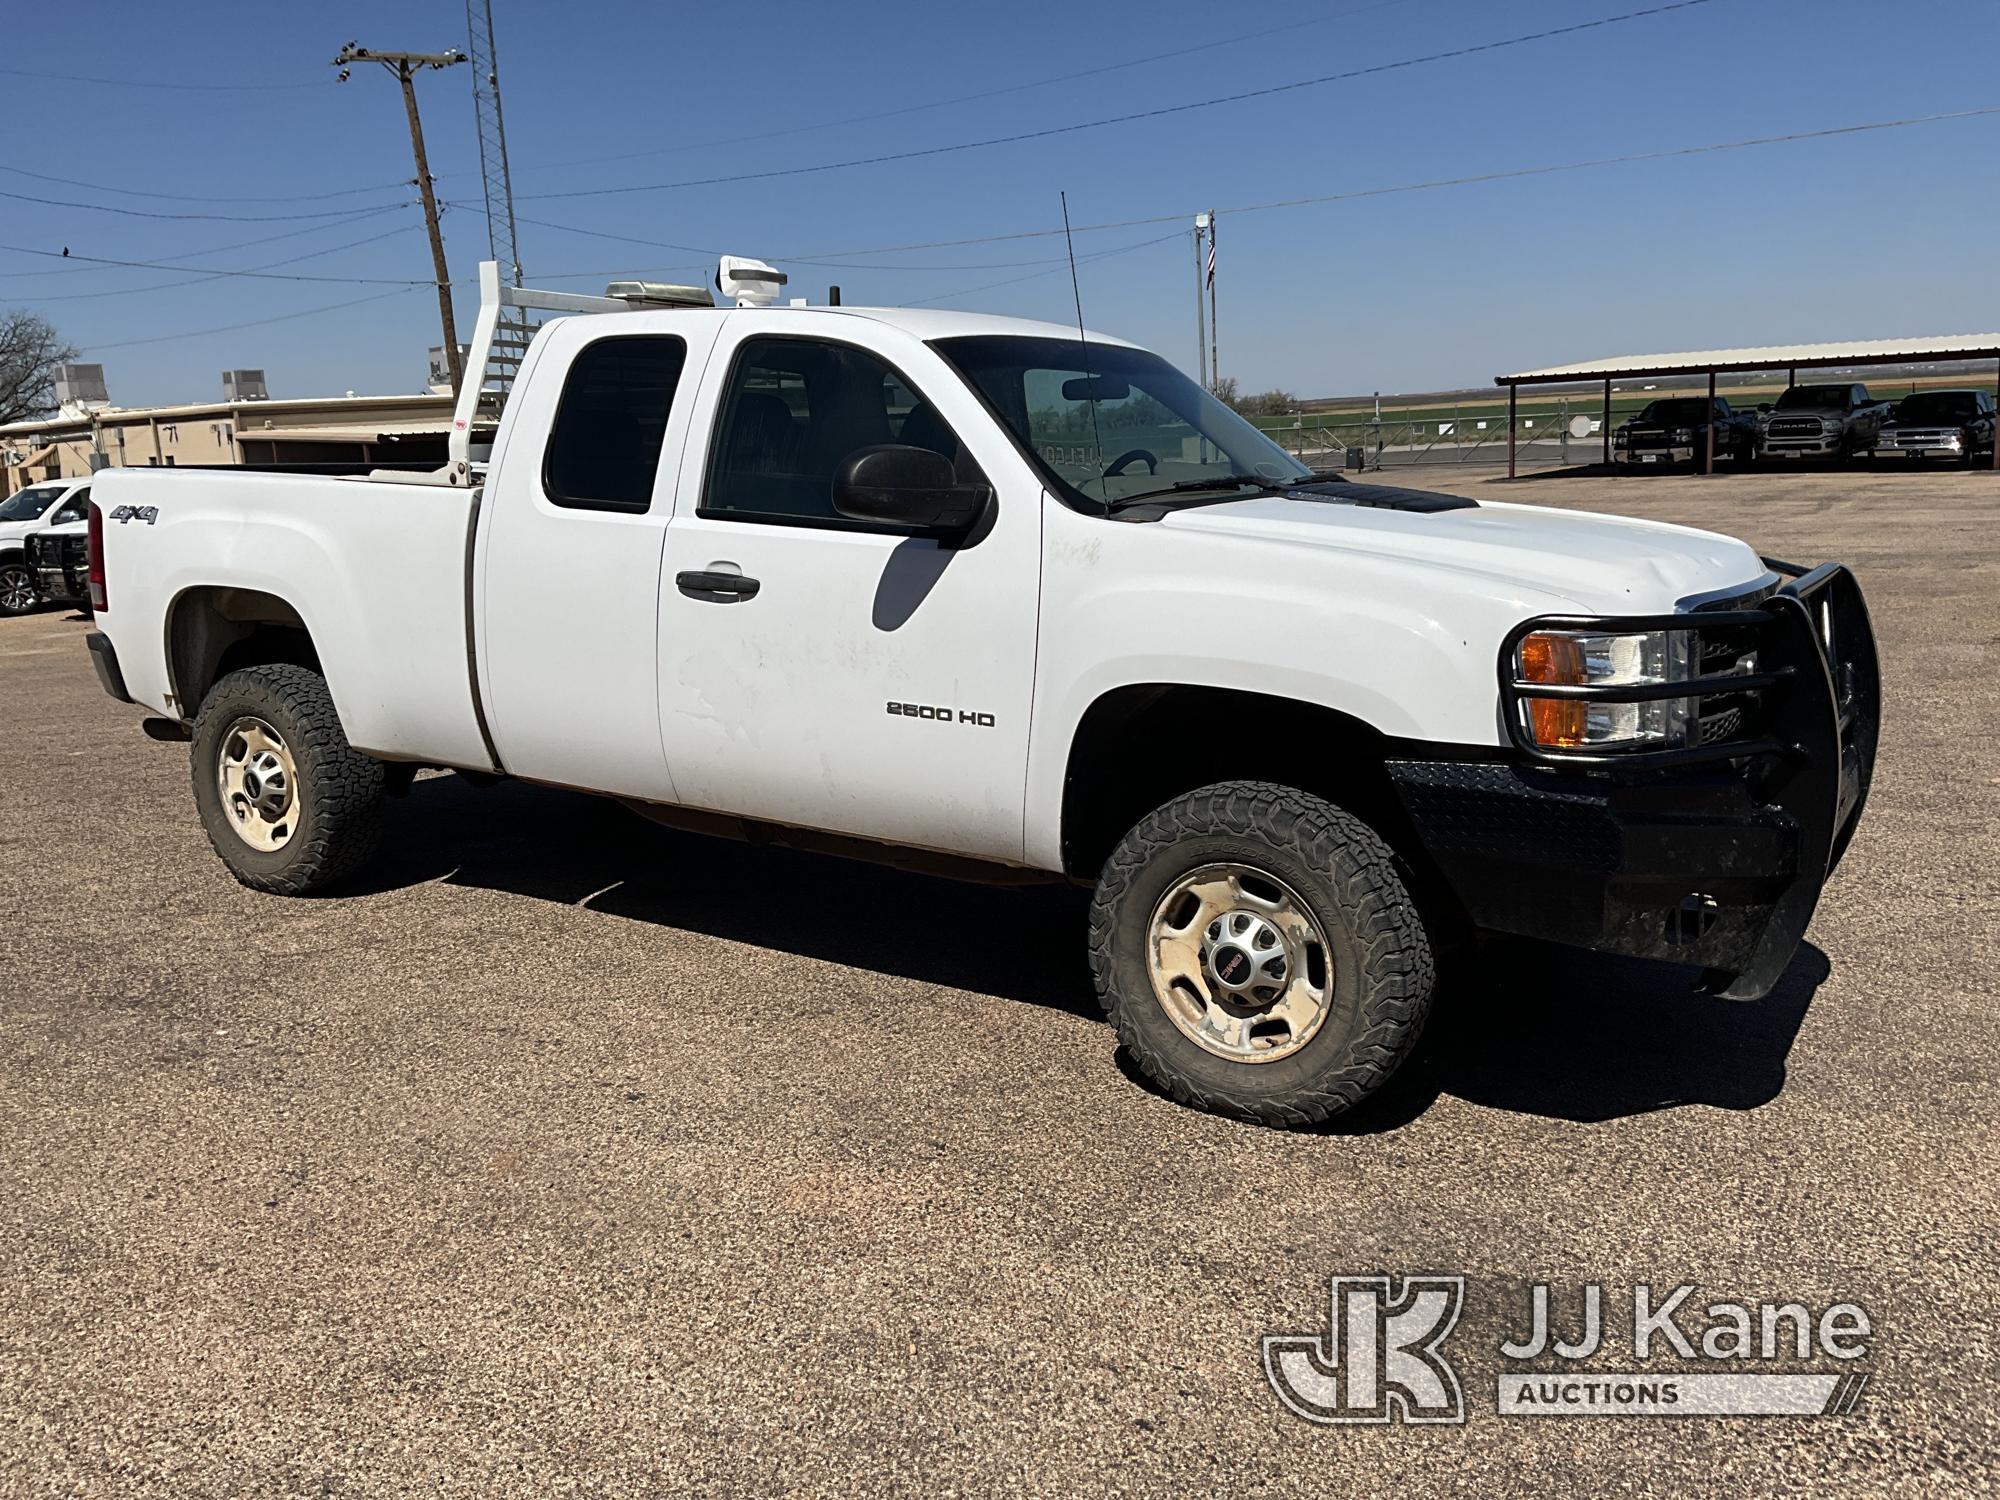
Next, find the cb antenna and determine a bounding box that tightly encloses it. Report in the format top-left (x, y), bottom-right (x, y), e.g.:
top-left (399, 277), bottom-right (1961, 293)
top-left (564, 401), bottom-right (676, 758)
top-left (1061, 191), bottom-right (1109, 514)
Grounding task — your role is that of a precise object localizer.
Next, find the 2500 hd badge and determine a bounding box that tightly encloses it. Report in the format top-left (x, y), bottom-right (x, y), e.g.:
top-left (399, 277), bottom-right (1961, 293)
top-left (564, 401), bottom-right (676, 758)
top-left (886, 701), bottom-right (996, 727)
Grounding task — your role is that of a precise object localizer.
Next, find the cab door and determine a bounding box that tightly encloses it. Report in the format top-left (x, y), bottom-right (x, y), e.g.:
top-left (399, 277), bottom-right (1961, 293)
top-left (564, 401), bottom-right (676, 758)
top-left (656, 317), bottom-right (1042, 862)
top-left (476, 315), bottom-right (723, 798)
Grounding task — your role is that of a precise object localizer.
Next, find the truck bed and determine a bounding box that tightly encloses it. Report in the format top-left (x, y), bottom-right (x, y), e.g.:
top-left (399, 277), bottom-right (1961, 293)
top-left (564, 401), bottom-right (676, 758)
top-left (91, 467), bottom-right (495, 771)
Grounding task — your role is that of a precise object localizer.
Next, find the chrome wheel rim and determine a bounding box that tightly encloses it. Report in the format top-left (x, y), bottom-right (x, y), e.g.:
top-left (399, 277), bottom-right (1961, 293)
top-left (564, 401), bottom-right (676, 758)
top-left (1145, 863), bottom-right (1333, 1064)
top-left (217, 717), bottom-right (299, 852)
top-left (0, 564), bottom-right (34, 612)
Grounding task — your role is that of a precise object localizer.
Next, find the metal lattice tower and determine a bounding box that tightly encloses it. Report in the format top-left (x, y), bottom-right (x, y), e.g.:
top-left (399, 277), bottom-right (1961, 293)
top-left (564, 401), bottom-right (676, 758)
top-left (466, 0), bottom-right (522, 288)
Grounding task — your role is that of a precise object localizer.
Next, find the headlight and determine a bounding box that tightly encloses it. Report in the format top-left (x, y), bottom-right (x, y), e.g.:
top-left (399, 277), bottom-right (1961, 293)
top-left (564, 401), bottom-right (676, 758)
top-left (1514, 629), bottom-right (1694, 749)
top-left (1673, 427), bottom-right (1694, 443)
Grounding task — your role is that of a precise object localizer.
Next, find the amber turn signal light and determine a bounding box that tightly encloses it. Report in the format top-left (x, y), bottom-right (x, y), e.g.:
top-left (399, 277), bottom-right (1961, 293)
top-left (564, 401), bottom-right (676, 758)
top-left (1516, 630), bottom-right (1588, 748)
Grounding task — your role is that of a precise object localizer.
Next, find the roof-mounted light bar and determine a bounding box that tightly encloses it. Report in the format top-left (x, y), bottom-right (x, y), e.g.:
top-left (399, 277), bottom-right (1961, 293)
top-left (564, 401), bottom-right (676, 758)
top-left (604, 280), bottom-right (715, 308)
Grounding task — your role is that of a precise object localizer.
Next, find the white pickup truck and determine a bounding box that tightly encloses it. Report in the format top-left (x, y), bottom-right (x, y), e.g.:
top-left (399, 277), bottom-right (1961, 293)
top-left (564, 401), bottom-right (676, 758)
top-left (81, 260), bottom-right (1879, 1126)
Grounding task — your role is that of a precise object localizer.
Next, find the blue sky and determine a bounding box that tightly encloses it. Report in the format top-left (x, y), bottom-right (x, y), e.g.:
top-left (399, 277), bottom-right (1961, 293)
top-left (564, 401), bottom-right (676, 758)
top-left (5, 0), bottom-right (1996, 407)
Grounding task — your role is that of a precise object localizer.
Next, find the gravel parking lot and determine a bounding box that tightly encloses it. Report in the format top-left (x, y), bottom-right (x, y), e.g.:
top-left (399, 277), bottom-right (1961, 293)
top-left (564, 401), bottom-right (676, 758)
top-left (3, 465), bottom-right (1995, 1497)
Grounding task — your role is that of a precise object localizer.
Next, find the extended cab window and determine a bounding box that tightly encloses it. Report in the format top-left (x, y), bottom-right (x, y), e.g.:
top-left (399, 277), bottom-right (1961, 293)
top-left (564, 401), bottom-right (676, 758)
top-left (702, 335), bottom-right (983, 526)
top-left (543, 335), bottom-right (687, 513)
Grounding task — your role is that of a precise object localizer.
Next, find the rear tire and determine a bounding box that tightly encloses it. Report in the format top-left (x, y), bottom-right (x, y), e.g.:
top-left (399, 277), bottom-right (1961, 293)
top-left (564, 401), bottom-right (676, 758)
top-left (1088, 780), bottom-right (1435, 1128)
top-left (191, 663), bottom-right (384, 894)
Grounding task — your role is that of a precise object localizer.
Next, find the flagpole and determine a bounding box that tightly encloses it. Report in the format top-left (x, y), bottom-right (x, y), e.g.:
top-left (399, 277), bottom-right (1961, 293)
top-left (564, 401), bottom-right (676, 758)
top-left (1207, 209), bottom-right (1219, 394)
top-left (1193, 214), bottom-right (1209, 390)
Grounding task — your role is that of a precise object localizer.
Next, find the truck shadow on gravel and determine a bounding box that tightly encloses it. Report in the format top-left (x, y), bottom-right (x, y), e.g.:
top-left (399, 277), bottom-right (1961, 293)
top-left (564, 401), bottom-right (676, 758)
top-left (1303, 937), bottom-right (1830, 1134)
top-left (362, 774), bottom-right (1827, 1128)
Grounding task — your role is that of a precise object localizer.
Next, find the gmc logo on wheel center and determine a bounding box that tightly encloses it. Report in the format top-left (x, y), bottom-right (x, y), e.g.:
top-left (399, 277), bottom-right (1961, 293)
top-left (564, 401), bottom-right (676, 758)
top-left (886, 701), bottom-right (996, 727)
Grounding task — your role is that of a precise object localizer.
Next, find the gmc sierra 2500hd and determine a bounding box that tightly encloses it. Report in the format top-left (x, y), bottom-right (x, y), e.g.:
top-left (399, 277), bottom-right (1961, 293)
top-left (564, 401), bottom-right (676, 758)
top-left (78, 260), bottom-right (1879, 1127)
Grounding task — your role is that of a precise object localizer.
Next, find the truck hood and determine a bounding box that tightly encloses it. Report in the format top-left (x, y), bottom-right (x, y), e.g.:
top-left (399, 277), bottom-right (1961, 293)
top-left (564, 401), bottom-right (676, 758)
top-left (0, 517), bottom-right (48, 545)
top-left (1154, 492), bottom-right (1768, 613)
top-left (1768, 406), bottom-right (1845, 420)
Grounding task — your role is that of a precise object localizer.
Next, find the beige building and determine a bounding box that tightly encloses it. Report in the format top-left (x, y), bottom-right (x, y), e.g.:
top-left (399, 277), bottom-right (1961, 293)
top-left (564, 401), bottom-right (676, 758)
top-left (0, 393), bottom-right (455, 495)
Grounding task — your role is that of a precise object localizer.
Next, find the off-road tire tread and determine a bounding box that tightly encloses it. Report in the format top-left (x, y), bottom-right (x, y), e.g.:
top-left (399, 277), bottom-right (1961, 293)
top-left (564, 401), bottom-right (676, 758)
top-left (192, 663), bottom-right (383, 895)
top-left (1088, 779), bottom-right (1435, 1128)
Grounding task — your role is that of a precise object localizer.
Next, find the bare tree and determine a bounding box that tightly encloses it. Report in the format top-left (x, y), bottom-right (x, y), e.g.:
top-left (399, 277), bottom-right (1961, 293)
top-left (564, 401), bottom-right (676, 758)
top-left (0, 310), bottom-right (78, 428)
top-left (1209, 375), bottom-right (1241, 410)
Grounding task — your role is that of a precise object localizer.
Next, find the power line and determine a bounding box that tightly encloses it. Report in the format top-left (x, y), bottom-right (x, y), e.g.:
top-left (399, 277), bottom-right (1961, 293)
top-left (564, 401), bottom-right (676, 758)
top-left (12, 224), bottom-right (423, 303)
top-left (445, 104), bottom-right (2000, 295)
top-left (77, 288), bottom-right (423, 353)
top-left (506, 0), bottom-right (1423, 177)
top-left (0, 65), bottom-right (332, 93)
top-left (44, 102), bottom-right (2000, 356)
top-left (507, 211), bottom-right (1129, 273)
top-left (0, 240), bottom-right (432, 286)
top-left (773, 105), bottom-right (2000, 263)
top-left (517, 1), bottom-right (1723, 204)
top-left (0, 161), bottom-right (410, 207)
top-left (0, 184), bottom-right (411, 223)
top-left (0, 206), bottom-right (412, 281)
top-left (906, 231), bottom-right (1185, 307)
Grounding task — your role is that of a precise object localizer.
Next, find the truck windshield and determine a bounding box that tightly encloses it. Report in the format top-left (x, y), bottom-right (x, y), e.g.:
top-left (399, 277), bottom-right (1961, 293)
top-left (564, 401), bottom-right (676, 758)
top-left (0, 486), bottom-right (64, 522)
top-left (1895, 392), bottom-right (1980, 422)
top-left (931, 335), bottom-right (1311, 511)
top-left (1776, 385), bottom-right (1852, 409)
top-left (1636, 398), bottom-right (1712, 422)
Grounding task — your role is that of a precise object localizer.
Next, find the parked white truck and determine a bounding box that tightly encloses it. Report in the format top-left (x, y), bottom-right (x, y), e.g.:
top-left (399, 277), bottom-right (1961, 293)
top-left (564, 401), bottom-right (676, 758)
top-left (80, 261), bottom-right (1878, 1126)
top-left (0, 477), bottom-right (91, 615)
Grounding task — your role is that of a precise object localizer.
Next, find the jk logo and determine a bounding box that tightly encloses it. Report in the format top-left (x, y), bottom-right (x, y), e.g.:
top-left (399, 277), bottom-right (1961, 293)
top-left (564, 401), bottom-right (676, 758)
top-left (1263, 1275), bottom-right (1467, 1425)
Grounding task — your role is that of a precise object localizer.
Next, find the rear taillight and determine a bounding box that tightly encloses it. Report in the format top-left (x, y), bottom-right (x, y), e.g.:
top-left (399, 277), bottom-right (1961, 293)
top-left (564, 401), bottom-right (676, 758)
top-left (86, 502), bottom-right (107, 612)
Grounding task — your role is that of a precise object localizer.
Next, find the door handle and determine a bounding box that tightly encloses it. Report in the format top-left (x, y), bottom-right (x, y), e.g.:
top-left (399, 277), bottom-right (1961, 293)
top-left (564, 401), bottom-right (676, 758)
top-left (675, 569), bottom-right (761, 601)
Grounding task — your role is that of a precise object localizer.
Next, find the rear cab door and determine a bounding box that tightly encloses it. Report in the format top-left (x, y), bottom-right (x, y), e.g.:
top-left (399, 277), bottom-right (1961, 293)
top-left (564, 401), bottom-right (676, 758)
top-left (475, 311), bottom-right (725, 800)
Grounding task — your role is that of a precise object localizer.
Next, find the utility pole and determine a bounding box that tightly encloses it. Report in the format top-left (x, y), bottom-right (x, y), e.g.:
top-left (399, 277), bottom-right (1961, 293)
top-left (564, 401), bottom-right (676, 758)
top-left (335, 42), bottom-right (468, 392)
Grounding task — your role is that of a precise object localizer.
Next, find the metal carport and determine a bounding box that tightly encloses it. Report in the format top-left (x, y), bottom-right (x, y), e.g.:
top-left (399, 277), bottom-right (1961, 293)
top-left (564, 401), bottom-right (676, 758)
top-left (1495, 334), bottom-right (2000, 477)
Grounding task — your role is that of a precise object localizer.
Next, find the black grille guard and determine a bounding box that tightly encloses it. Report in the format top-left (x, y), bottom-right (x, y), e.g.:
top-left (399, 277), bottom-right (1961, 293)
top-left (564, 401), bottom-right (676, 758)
top-left (1497, 562), bottom-right (1880, 999)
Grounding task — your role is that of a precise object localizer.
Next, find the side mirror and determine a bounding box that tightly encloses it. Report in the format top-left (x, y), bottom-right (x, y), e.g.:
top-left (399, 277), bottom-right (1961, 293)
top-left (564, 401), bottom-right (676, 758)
top-left (1757, 403), bottom-right (1772, 414)
top-left (833, 445), bottom-right (991, 534)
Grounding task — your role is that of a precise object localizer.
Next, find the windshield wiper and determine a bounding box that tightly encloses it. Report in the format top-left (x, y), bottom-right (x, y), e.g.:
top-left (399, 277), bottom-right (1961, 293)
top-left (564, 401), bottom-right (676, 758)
top-left (1105, 474), bottom-right (1286, 511)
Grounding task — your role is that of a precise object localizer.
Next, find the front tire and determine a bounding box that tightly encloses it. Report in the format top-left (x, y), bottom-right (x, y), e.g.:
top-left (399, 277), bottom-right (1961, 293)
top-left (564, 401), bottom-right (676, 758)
top-left (191, 663), bottom-right (384, 894)
top-left (1088, 780), bottom-right (1435, 1128)
top-left (0, 559), bottom-right (36, 616)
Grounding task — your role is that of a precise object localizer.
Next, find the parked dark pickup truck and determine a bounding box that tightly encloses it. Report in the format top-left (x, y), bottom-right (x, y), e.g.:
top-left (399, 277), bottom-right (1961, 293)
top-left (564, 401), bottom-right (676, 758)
top-left (1875, 388), bottom-right (1996, 467)
top-left (1759, 383), bottom-right (1892, 461)
top-left (1613, 396), bottom-right (1759, 470)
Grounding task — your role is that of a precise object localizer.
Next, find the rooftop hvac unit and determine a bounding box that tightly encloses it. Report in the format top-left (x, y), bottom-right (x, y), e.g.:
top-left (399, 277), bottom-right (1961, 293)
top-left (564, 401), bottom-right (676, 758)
top-left (427, 345), bottom-right (469, 395)
top-left (223, 369), bottom-right (269, 402)
top-left (54, 363), bottom-right (110, 410)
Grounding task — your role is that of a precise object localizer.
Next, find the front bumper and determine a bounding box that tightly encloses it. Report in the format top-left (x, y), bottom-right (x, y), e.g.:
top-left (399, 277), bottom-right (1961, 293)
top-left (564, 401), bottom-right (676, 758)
top-left (32, 564), bottom-right (85, 602)
top-left (1761, 434), bottom-right (1843, 456)
top-left (1879, 430), bottom-right (1967, 458)
top-left (1390, 563), bottom-right (1878, 1000)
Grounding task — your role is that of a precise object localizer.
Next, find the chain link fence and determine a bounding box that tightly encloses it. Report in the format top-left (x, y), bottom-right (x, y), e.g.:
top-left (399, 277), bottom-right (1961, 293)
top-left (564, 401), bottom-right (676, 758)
top-left (1249, 397), bottom-right (1602, 472)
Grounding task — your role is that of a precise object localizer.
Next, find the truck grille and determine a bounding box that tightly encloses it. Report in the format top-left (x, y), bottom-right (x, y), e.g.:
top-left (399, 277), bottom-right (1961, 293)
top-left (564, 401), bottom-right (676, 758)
top-left (1691, 623), bottom-right (1762, 747)
top-left (1765, 418), bottom-right (1822, 438)
top-left (1884, 429), bottom-right (1959, 447)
